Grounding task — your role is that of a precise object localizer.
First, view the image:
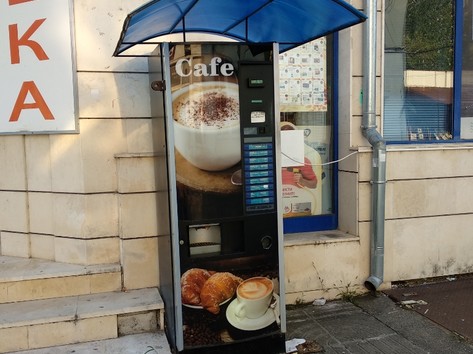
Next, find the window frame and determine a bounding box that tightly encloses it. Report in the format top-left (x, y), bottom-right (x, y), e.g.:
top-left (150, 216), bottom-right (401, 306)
top-left (383, 0), bottom-right (472, 144)
top-left (453, 0), bottom-right (463, 138)
top-left (282, 34), bottom-right (339, 233)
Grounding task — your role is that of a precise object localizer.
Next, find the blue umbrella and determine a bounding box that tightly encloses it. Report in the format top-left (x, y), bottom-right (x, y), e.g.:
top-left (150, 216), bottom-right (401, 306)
top-left (114, 0), bottom-right (366, 55)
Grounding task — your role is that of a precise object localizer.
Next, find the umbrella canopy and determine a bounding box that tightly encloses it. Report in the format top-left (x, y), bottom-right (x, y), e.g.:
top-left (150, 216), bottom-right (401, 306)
top-left (114, 0), bottom-right (366, 56)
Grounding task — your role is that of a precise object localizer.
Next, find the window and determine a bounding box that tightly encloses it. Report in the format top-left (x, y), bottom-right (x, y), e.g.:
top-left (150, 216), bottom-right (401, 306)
top-left (461, 0), bottom-right (473, 138)
top-left (279, 36), bottom-right (337, 233)
top-left (384, 0), bottom-right (473, 141)
top-left (384, 0), bottom-right (455, 141)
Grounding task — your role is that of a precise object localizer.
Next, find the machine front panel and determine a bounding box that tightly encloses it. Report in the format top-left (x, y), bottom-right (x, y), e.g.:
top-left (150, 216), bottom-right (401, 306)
top-left (164, 42), bottom-right (284, 353)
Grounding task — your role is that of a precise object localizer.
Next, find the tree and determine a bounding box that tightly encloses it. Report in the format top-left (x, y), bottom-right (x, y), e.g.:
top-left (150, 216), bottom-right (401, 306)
top-left (405, 0), bottom-right (454, 71)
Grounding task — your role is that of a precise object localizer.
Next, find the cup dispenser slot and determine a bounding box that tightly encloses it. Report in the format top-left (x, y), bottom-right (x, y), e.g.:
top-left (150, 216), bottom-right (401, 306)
top-left (186, 221), bottom-right (245, 257)
top-left (188, 223), bottom-right (221, 256)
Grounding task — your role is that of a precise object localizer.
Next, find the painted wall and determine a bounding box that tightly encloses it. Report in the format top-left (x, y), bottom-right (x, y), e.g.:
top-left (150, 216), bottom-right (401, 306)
top-left (0, 0), bottom-right (161, 291)
top-left (285, 0), bottom-right (473, 303)
top-left (353, 1), bottom-right (473, 283)
top-left (1, 0), bottom-right (473, 305)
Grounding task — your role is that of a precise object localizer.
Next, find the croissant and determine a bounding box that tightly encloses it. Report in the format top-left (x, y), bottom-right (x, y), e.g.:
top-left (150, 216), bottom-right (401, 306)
top-left (200, 272), bottom-right (242, 314)
top-left (181, 268), bottom-right (213, 305)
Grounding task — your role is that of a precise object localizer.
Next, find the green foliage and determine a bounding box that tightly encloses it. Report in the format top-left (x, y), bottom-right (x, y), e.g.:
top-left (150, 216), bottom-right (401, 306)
top-left (334, 278), bottom-right (360, 302)
top-left (405, 0), bottom-right (454, 71)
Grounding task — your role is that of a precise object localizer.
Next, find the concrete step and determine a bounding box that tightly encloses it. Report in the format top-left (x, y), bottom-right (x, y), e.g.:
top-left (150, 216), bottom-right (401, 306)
top-left (0, 256), bottom-right (122, 304)
top-left (11, 332), bottom-right (171, 354)
top-left (11, 331), bottom-right (171, 354)
top-left (0, 288), bottom-right (165, 353)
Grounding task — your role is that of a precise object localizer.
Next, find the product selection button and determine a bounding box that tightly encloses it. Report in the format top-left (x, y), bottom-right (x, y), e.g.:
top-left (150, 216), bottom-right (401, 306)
top-left (246, 191), bottom-right (274, 199)
top-left (245, 163), bottom-right (273, 171)
top-left (246, 177), bottom-right (273, 184)
top-left (246, 197), bottom-right (274, 205)
top-left (244, 143), bottom-right (273, 150)
top-left (244, 150), bottom-right (271, 157)
top-left (246, 184), bottom-right (271, 192)
top-left (245, 171), bottom-right (271, 178)
top-left (245, 157), bottom-right (273, 164)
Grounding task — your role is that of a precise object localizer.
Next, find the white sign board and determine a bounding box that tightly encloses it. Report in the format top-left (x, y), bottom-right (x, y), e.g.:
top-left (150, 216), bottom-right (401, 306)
top-left (0, 0), bottom-right (77, 134)
top-left (281, 129), bottom-right (305, 167)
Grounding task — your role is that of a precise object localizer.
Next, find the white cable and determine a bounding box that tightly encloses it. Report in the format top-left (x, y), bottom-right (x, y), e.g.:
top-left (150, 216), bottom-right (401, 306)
top-left (281, 150), bottom-right (359, 166)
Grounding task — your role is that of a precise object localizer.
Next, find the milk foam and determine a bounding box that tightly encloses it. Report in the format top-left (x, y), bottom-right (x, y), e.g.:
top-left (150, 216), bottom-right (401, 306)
top-left (238, 279), bottom-right (272, 299)
top-left (173, 85), bottom-right (239, 129)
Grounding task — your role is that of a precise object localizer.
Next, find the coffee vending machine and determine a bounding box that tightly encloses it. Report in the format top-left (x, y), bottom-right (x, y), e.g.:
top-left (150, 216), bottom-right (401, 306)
top-left (150, 42), bottom-right (285, 353)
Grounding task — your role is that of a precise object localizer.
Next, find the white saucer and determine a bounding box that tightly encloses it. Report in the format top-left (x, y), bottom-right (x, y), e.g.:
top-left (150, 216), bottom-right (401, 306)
top-left (226, 294), bottom-right (278, 331)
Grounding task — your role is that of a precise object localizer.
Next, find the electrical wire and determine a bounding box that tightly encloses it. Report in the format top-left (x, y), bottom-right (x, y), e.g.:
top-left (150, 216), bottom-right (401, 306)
top-left (281, 150), bottom-right (359, 167)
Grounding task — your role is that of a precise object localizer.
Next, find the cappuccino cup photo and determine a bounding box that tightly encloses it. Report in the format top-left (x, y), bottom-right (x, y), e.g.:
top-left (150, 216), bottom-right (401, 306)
top-left (234, 277), bottom-right (274, 320)
top-left (172, 81), bottom-right (241, 172)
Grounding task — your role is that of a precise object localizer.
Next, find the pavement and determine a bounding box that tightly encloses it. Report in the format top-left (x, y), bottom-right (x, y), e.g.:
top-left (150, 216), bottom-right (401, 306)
top-left (287, 291), bottom-right (473, 354)
top-left (383, 275), bottom-right (473, 342)
top-left (12, 277), bottom-right (473, 354)
top-left (286, 275), bottom-right (473, 354)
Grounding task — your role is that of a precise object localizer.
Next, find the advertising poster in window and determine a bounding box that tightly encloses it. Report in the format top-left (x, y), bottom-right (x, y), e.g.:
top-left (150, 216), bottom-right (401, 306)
top-left (281, 122), bottom-right (322, 217)
top-left (294, 120), bottom-right (332, 215)
top-left (279, 38), bottom-right (326, 218)
top-left (279, 38), bottom-right (327, 113)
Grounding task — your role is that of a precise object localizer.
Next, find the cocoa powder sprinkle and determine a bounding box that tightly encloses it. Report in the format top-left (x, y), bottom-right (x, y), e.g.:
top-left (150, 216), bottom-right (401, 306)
top-left (175, 90), bottom-right (239, 129)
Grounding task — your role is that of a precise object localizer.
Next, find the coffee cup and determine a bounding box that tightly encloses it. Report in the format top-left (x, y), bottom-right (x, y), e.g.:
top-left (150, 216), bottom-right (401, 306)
top-left (234, 277), bottom-right (274, 320)
top-left (172, 81), bottom-right (241, 171)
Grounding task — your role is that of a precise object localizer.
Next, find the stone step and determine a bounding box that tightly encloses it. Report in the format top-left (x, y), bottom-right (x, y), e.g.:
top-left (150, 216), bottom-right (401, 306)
top-left (0, 288), bottom-right (165, 353)
top-left (0, 256), bottom-right (122, 304)
top-left (11, 332), bottom-right (171, 354)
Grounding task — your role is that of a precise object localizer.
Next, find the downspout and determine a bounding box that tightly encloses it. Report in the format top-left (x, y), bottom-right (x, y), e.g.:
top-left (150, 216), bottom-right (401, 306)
top-left (362, 0), bottom-right (387, 291)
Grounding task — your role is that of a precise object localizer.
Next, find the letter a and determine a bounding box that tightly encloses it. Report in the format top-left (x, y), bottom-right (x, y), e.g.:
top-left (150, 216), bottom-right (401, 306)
top-left (9, 81), bottom-right (54, 122)
top-left (9, 19), bottom-right (49, 64)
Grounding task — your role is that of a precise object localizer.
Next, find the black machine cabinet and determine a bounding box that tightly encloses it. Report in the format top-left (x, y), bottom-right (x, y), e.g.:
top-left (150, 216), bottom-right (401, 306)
top-left (153, 42), bottom-right (285, 354)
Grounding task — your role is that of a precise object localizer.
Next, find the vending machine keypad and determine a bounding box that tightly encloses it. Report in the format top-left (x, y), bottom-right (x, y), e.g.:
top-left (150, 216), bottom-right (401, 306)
top-left (243, 141), bottom-right (275, 212)
top-left (239, 62), bottom-right (277, 214)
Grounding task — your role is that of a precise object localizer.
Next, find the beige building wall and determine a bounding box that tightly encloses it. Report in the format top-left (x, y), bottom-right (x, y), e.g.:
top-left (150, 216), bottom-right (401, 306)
top-left (2, 0), bottom-right (473, 306)
top-left (363, 1), bottom-right (473, 283)
top-left (0, 0), bottom-right (161, 291)
top-left (286, 0), bottom-right (473, 303)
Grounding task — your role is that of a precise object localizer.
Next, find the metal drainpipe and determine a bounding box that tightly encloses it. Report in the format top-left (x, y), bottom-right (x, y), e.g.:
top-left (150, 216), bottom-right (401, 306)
top-left (362, 0), bottom-right (387, 291)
